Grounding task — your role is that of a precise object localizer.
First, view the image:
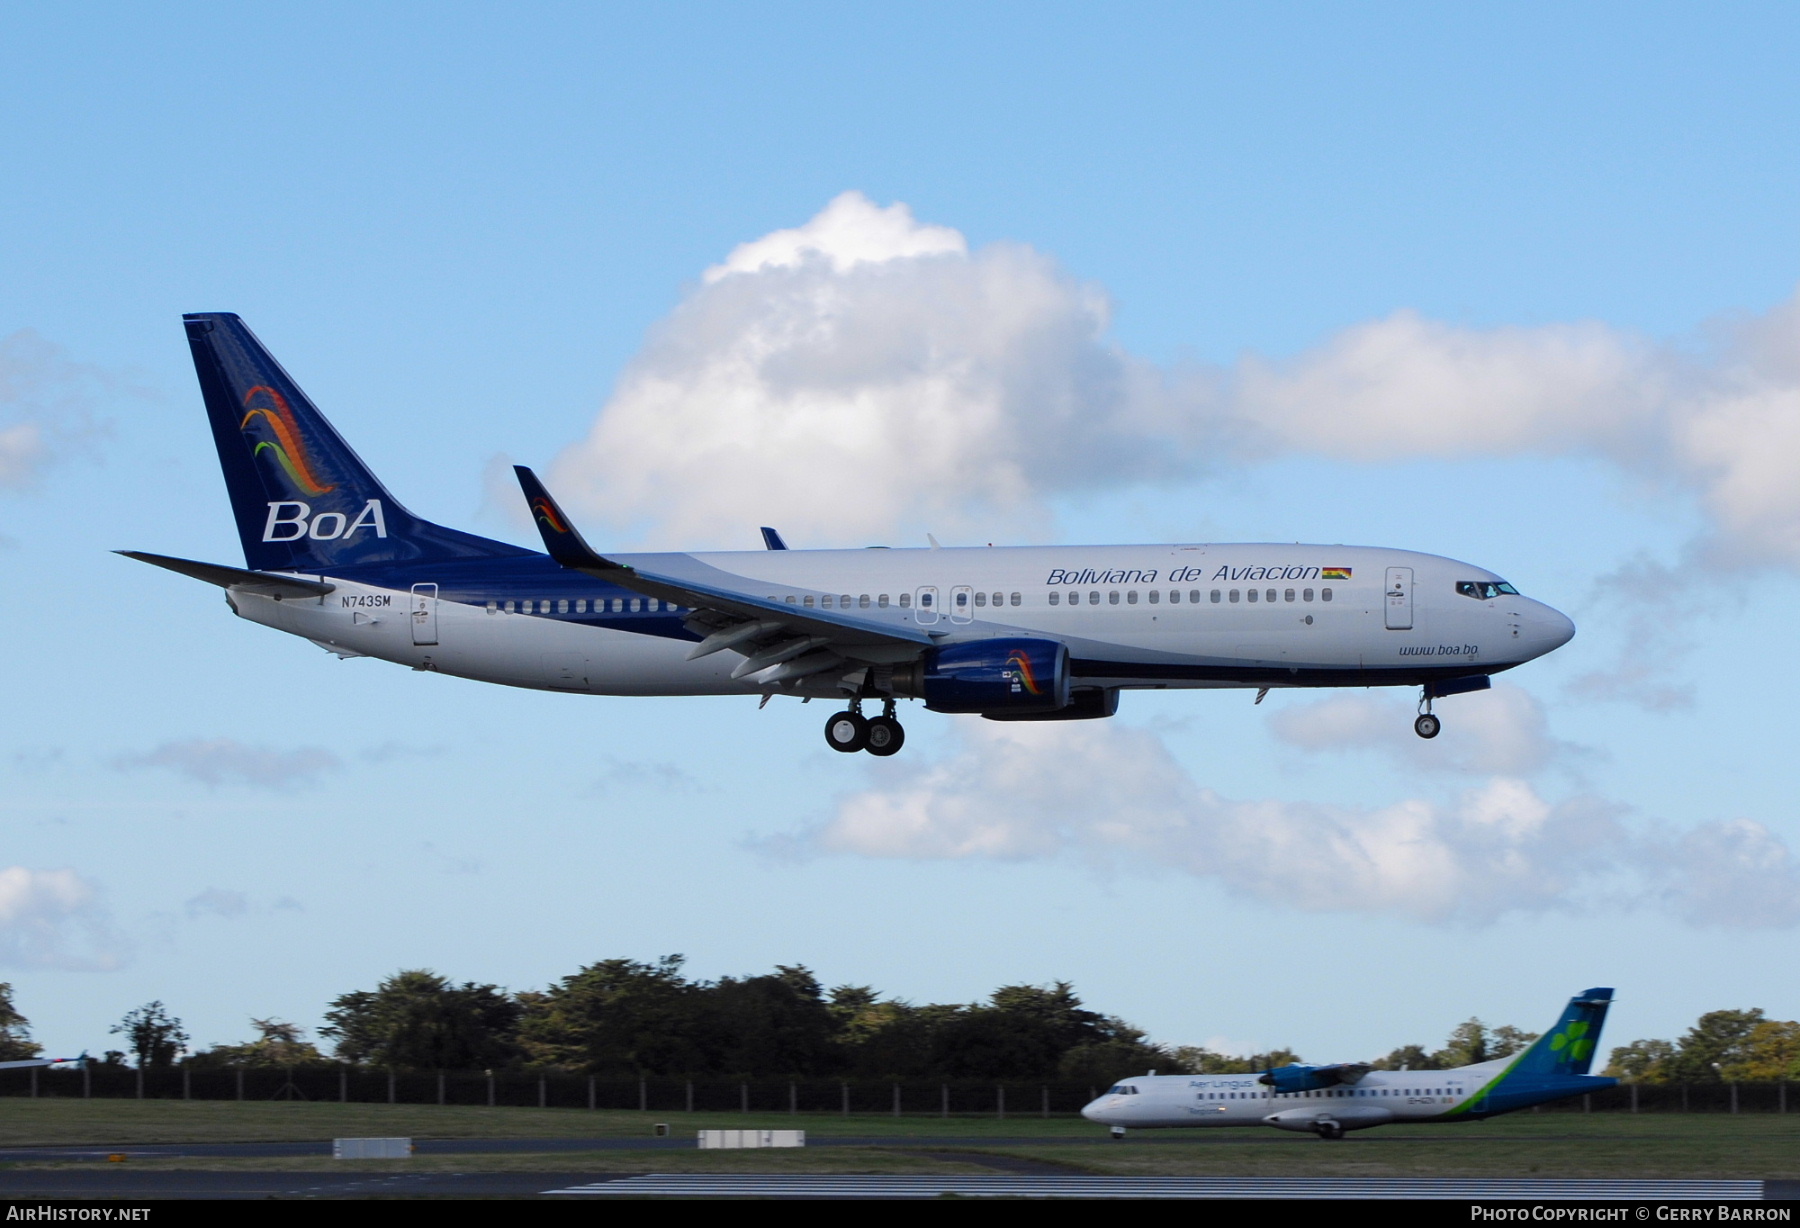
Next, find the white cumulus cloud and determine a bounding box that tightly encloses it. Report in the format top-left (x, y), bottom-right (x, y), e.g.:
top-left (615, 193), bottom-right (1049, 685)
top-left (0, 330), bottom-right (116, 492)
top-left (553, 191), bottom-right (1207, 547)
top-left (1269, 684), bottom-right (1582, 776)
top-left (184, 888), bottom-right (250, 919)
top-left (704, 192), bottom-right (967, 282)
top-left (1644, 818), bottom-right (1800, 929)
top-left (790, 719), bottom-right (1798, 929)
top-left (1234, 297), bottom-right (1800, 571)
top-left (0, 423), bottom-right (45, 488)
top-left (115, 738), bottom-right (342, 789)
top-left (0, 867), bottom-right (125, 969)
top-left (553, 192), bottom-right (1800, 573)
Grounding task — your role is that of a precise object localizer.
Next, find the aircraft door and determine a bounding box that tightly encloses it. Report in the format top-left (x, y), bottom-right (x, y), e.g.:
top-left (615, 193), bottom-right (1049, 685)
top-left (1385, 567), bottom-right (1413, 631)
top-left (915, 586), bottom-right (940, 625)
top-left (411, 582), bottom-right (439, 645)
top-left (950, 585), bottom-right (974, 624)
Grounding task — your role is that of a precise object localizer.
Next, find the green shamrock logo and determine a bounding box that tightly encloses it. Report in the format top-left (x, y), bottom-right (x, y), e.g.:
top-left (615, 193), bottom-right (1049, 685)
top-left (1549, 1021), bottom-right (1594, 1064)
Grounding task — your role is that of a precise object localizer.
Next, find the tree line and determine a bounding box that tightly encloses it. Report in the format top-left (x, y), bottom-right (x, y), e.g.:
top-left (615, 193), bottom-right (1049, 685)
top-left (1603, 1010), bottom-right (1800, 1082)
top-left (5, 969), bottom-right (1794, 1084)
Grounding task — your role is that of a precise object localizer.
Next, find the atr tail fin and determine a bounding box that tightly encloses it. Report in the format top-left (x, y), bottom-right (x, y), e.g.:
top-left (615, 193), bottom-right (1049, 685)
top-left (1507, 988), bottom-right (1614, 1078)
top-left (183, 313), bottom-right (531, 571)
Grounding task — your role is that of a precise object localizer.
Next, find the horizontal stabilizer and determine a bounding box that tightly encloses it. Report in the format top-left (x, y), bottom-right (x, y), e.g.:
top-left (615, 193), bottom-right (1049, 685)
top-left (117, 551), bottom-right (336, 598)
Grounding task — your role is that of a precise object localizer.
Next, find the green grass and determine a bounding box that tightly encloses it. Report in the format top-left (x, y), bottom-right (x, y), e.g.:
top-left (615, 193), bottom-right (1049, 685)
top-left (9, 1151), bottom-right (1005, 1176)
top-left (0, 1100), bottom-right (1097, 1146)
top-left (1, 1101), bottom-right (1796, 1179)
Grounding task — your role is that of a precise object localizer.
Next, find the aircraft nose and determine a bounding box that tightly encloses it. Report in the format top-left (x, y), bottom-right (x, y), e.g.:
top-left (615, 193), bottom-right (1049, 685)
top-left (1524, 602), bottom-right (1576, 656)
top-left (1540, 604), bottom-right (1576, 651)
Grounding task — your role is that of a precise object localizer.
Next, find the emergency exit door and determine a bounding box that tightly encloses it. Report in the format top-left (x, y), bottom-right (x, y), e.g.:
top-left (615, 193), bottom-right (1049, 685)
top-left (1385, 567), bottom-right (1413, 631)
top-left (411, 583), bottom-right (439, 645)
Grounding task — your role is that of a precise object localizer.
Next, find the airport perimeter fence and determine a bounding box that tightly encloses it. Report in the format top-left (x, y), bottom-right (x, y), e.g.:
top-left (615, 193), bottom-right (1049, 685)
top-left (0, 1066), bottom-right (1105, 1116)
top-left (0, 1066), bottom-right (1792, 1116)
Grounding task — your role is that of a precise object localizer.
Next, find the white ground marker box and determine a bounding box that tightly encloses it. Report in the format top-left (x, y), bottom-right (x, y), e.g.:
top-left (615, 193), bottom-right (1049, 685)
top-left (333, 1137), bottom-right (413, 1158)
top-left (697, 1129), bottom-right (805, 1149)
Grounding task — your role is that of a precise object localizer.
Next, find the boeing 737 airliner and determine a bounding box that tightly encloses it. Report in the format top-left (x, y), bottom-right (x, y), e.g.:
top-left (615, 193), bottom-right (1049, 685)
top-left (1082, 989), bottom-right (1616, 1139)
top-left (125, 314), bottom-right (1576, 755)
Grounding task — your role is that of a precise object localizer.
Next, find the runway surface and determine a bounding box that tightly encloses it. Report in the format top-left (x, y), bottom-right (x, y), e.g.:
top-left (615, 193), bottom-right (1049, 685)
top-left (0, 1128), bottom-right (1707, 1162)
top-left (0, 1172), bottom-right (1788, 1200)
top-left (548, 1175), bottom-right (1778, 1200)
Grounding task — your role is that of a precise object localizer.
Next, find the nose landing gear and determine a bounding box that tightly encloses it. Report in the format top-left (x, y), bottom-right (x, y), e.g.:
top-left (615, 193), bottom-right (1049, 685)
top-left (1414, 692), bottom-right (1441, 739)
top-left (824, 699), bottom-right (906, 755)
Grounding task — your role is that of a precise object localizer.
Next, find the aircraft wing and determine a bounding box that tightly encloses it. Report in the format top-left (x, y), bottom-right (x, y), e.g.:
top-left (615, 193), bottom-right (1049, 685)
top-left (1259, 1061), bottom-right (1372, 1093)
top-left (0, 1056), bottom-right (83, 1070)
top-left (118, 551), bottom-right (337, 599)
top-left (514, 467), bottom-right (933, 680)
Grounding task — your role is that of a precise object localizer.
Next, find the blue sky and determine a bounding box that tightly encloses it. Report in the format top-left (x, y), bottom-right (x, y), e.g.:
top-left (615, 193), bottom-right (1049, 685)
top-left (3, 2), bottom-right (1799, 1063)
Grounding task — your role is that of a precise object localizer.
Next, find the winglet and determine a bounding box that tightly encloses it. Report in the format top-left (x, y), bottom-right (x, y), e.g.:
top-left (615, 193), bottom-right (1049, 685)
top-left (761, 526), bottom-right (788, 551)
top-left (513, 466), bottom-right (624, 572)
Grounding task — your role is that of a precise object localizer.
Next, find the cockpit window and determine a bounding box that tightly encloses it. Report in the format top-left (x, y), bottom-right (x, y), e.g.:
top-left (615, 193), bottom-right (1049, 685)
top-left (1456, 580), bottom-right (1520, 600)
top-left (1105, 1084), bottom-right (1139, 1095)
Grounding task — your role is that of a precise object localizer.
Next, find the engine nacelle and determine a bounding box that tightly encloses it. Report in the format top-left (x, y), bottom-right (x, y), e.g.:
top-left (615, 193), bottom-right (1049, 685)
top-left (982, 687), bottom-right (1118, 722)
top-left (910, 638), bottom-right (1072, 715)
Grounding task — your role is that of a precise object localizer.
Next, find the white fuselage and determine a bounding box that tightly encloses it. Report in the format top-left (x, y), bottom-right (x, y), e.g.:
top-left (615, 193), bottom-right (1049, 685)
top-left (1081, 1066), bottom-right (1491, 1132)
top-left (227, 541), bottom-right (1574, 700)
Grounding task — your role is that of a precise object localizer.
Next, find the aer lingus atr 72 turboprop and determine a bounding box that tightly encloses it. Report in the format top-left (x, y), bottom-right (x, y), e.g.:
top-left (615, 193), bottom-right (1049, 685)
top-left (124, 314), bottom-right (1576, 755)
top-left (1082, 989), bottom-right (1616, 1140)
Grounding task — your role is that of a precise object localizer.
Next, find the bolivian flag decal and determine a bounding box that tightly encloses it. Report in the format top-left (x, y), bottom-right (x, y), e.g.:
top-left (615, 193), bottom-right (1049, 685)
top-left (1322, 567), bottom-right (1353, 580)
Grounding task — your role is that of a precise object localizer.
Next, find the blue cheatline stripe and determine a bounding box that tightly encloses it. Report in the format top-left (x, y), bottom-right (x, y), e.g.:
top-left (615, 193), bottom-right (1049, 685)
top-left (544, 1175), bottom-right (1767, 1200)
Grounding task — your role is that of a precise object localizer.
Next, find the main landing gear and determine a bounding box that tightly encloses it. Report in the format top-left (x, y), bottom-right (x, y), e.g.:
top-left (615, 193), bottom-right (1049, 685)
top-left (1415, 692), bottom-right (1441, 740)
top-left (825, 699), bottom-right (905, 756)
top-left (1314, 1121), bottom-right (1346, 1140)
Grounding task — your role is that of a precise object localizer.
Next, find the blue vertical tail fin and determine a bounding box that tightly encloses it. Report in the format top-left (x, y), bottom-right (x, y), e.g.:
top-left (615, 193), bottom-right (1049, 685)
top-left (1506, 988), bottom-right (1614, 1078)
top-left (183, 313), bottom-right (531, 572)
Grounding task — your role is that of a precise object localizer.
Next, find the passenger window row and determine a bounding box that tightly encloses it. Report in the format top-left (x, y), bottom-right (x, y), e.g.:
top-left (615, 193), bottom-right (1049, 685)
top-left (776, 593), bottom-right (895, 609)
top-left (761, 593), bottom-right (1027, 612)
top-left (479, 585), bottom-right (1341, 618)
top-left (1048, 588), bottom-right (1334, 606)
top-left (485, 597), bottom-right (684, 615)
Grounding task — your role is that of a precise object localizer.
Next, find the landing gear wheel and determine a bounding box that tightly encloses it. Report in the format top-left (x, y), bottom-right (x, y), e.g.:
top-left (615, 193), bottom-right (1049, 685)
top-left (864, 715), bottom-right (905, 757)
top-left (1414, 713), bottom-right (1441, 740)
top-left (825, 710), bottom-right (868, 753)
top-left (1315, 1122), bottom-right (1345, 1140)
top-left (1108, 1126), bottom-right (1126, 1140)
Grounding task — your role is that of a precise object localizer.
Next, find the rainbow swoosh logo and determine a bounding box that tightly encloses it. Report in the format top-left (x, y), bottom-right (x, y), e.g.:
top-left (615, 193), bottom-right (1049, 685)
top-left (240, 386), bottom-right (335, 496)
top-left (1005, 650), bottom-right (1043, 695)
top-left (530, 497), bottom-right (569, 534)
